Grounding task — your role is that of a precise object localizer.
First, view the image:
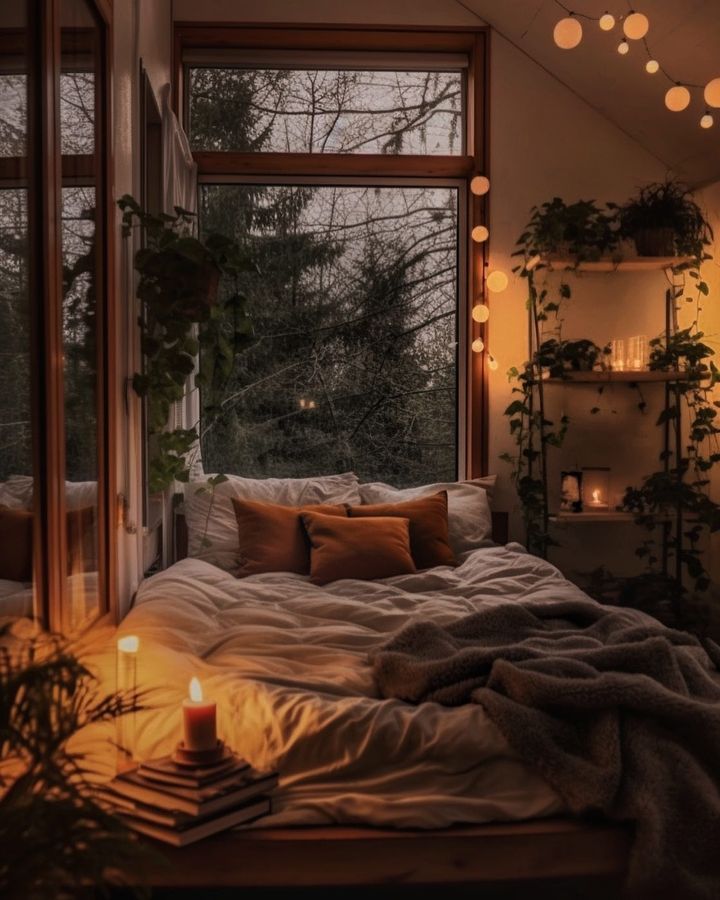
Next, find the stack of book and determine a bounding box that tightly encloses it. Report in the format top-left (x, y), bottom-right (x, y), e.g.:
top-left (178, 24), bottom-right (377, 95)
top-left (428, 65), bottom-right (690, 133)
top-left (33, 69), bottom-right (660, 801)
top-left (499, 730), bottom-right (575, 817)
top-left (100, 751), bottom-right (277, 846)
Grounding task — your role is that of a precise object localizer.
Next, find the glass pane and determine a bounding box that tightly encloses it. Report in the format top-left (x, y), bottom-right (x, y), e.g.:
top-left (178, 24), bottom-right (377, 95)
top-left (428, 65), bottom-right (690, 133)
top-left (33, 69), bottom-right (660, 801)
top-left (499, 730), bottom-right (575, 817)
top-left (61, 0), bottom-right (100, 629)
top-left (199, 184), bottom-right (458, 487)
top-left (0, 3), bottom-right (37, 620)
top-left (189, 68), bottom-right (463, 155)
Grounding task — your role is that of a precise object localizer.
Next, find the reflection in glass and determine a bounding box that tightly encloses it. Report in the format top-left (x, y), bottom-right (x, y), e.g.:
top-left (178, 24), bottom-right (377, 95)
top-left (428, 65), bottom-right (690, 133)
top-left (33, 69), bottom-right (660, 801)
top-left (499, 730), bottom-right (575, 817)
top-left (0, 1), bottom-right (36, 620)
top-left (199, 184), bottom-right (458, 487)
top-left (61, 0), bottom-right (100, 629)
top-left (189, 68), bottom-right (464, 155)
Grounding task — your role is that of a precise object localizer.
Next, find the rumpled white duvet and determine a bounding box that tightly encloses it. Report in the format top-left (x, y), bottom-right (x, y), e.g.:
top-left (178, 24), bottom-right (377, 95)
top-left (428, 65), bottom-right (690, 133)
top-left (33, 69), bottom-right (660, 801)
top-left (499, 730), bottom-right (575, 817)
top-left (90, 544), bottom-right (583, 828)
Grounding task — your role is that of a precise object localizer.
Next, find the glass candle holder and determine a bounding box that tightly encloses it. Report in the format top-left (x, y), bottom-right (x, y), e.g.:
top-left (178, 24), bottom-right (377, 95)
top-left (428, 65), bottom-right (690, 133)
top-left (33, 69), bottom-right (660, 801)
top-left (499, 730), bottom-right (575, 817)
top-left (610, 338), bottom-right (625, 371)
top-left (582, 467), bottom-right (611, 510)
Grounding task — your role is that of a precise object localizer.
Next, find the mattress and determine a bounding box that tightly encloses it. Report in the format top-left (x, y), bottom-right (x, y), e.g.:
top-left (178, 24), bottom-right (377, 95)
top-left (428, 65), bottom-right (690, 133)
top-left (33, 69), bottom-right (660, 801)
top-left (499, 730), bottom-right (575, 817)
top-left (85, 543), bottom-right (582, 827)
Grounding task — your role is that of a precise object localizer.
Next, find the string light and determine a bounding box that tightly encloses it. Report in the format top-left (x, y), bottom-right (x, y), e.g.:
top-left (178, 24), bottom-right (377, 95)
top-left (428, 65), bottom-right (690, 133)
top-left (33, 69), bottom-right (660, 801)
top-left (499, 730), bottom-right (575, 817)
top-left (487, 355), bottom-right (499, 371)
top-left (472, 304), bottom-right (490, 323)
top-left (544, 2), bottom-right (720, 129)
top-left (665, 85), bottom-right (691, 112)
top-left (553, 16), bottom-right (583, 50)
top-left (471, 225), bottom-right (489, 243)
top-left (470, 175), bottom-right (490, 195)
top-left (622, 12), bottom-right (649, 40)
top-left (471, 338), bottom-right (485, 353)
top-left (704, 78), bottom-right (720, 108)
top-left (486, 270), bottom-right (509, 293)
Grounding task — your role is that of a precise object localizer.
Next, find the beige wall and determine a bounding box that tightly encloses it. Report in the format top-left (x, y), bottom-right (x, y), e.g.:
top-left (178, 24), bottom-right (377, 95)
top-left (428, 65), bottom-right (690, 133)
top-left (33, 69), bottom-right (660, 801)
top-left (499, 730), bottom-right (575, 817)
top-left (109, 0), bottom-right (716, 615)
top-left (113, 0), bottom-right (172, 616)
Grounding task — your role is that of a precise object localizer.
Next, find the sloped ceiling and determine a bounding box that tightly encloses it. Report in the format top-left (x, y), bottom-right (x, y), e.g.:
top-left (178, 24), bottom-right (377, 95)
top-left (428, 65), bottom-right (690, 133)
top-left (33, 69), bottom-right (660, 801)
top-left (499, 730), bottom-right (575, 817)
top-left (459, 0), bottom-right (720, 187)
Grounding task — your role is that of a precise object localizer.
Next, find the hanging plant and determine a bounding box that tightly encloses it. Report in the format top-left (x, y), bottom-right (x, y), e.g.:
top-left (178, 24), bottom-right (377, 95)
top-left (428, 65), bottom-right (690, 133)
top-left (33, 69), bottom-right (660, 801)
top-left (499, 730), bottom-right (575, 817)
top-left (118, 195), bottom-right (256, 494)
top-left (516, 197), bottom-right (619, 262)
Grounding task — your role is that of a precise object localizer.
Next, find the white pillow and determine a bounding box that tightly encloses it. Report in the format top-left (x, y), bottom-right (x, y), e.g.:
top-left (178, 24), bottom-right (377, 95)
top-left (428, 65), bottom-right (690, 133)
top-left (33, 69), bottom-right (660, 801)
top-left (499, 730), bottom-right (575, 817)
top-left (0, 476), bottom-right (96, 511)
top-left (357, 476), bottom-right (496, 553)
top-left (184, 472), bottom-right (362, 571)
top-left (0, 475), bottom-right (34, 509)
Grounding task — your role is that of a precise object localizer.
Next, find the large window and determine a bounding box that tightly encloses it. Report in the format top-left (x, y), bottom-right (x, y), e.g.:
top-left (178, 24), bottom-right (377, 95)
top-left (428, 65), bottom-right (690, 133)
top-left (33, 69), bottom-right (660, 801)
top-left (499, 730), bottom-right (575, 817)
top-left (179, 28), bottom-right (488, 484)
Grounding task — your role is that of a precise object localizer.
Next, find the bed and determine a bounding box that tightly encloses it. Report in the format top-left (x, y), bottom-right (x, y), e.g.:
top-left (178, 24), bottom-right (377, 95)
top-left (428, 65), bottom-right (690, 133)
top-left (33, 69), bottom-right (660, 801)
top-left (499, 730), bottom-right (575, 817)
top-left (86, 472), bottom-right (718, 895)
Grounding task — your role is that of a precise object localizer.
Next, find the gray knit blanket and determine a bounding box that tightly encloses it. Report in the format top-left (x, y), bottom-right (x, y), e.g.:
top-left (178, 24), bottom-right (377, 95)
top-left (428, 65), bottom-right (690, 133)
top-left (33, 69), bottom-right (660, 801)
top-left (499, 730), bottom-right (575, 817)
top-left (371, 599), bottom-right (720, 899)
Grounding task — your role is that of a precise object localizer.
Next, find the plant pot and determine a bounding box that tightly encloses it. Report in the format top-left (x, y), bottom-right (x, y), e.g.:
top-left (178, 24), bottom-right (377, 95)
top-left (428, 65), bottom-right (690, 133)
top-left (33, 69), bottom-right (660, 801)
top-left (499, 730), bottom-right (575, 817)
top-left (633, 227), bottom-right (675, 257)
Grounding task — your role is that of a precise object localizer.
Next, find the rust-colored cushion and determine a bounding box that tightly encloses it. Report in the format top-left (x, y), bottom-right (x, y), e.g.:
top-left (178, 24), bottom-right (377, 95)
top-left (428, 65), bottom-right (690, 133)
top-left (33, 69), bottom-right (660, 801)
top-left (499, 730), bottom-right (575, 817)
top-left (300, 510), bottom-right (416, 585)
top-left (348, 491), bottom-right (456, 569)
top-left (0, 505), bottom-right (33, 582)
top-left (231, 498), bottom-right (348, 576)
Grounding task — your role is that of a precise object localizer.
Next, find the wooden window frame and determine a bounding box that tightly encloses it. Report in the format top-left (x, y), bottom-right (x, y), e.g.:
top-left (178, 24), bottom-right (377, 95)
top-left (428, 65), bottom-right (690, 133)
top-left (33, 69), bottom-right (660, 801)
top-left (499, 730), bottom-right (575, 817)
top-left (174, 23), bottom-right (490, 478)
top-left (0, 0), bottom-right (116, 630)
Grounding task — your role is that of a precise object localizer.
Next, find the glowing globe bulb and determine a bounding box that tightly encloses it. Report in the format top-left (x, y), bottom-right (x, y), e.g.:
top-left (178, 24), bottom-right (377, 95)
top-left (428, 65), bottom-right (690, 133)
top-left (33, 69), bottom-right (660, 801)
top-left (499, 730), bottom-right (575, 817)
top-left (472, 304), bottom-right (490, 323)
top-left (117, 635), bottom-right (139, 653)
top-left (470, 175), bottom-right (490, 196)
top-left (599, 12), bottom-right (615, 31)
top-left (623, 12), bottom-right (649, 40)
top-left (486, 270), bottom-right (509, 293)
top-left (665, 85), bottom-right (690, 112)
top-left (645, 59), bottom-right (659, 74)
top-left (471, 338), bottom-right (485, 353)
top-left (700, 113), bottom-right (714, 129)
top-left (488, 356), bottom-right (499, 371)
top-left (471, 225), bottom-right (489, 243)
top-left (617, 40), bottom-right (630, 55)
top-left (553, 17), bottom-right (583, 50)
top-left (704, 77), bottom-right (720, 109)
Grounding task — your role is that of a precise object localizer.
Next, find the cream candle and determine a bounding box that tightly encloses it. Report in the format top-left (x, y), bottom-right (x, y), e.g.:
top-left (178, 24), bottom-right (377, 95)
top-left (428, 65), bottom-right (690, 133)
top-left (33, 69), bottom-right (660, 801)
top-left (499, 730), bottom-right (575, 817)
top-left (182, 677), bottom-right (217, 751)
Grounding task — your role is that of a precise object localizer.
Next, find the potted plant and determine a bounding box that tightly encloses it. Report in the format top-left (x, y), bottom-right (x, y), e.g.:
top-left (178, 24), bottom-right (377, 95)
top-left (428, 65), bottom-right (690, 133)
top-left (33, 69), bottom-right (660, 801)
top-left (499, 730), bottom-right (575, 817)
top-left (118, 195), bottom-right (256, 494)
top-left (0, 625), bottom-right (154, 898)
top-left (515, 197), bottom-right (619, 262)
top-left (615, 180), bottom-right (713, 258)
top-left (536, 337), bottom-right (608, 377)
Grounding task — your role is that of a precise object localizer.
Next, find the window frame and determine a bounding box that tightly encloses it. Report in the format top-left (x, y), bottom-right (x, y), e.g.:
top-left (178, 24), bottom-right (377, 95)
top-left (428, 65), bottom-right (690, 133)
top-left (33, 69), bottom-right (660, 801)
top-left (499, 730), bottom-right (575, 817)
top-left (174, 23), bottom-right (490, 478)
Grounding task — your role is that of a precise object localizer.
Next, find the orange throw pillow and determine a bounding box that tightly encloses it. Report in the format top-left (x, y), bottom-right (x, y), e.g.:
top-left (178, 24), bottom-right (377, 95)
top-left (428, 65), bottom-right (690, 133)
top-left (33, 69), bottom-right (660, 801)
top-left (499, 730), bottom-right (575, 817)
top-left (0, 505), bottom-right (33, 582)
top-left (348, 491), bottom-right (456, 569)
top-left (300, 510), bottom-right (416, 585)
top-left (231, 498), bottom-right (348, 576)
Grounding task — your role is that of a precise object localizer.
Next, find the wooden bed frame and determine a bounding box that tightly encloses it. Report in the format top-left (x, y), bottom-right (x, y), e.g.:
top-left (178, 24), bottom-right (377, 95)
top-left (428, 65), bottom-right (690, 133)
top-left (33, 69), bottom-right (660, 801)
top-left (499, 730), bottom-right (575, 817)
top-left (157, 507), bottom-right (630, 894)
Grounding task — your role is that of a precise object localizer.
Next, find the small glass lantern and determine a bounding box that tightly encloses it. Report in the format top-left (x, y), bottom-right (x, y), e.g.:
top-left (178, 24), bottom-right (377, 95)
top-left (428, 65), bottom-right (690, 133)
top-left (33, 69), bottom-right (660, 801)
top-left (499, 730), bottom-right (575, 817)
top-left (582, 467), bottom-right (611, 511)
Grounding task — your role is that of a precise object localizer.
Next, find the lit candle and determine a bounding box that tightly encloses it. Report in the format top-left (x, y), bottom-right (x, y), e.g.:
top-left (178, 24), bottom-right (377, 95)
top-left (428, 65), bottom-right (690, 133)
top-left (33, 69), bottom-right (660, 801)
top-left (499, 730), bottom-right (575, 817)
top-left (590, 489), bottom-right (603, 506)
top-left (183, 677), bottom-right (217, 751)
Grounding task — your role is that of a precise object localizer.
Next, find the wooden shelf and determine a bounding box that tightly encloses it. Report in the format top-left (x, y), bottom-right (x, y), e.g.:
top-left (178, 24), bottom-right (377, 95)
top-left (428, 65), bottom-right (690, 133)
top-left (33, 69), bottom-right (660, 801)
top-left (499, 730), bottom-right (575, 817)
top-left (544, 256), bottom-right (692, 272)
top-left (543, 370), bottom-right (696, 384)
top-left (551, 511), bottom-right (636, 523)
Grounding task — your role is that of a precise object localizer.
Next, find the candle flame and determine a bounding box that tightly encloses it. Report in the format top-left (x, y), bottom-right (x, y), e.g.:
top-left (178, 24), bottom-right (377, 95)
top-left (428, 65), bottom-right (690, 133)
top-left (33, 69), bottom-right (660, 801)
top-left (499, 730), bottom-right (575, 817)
top-left (189, 677), bottom-right (203, 702)
top-left (117, 635), bottom-right (139, 653)
top-left (592, 489), bottom-right (601, 502)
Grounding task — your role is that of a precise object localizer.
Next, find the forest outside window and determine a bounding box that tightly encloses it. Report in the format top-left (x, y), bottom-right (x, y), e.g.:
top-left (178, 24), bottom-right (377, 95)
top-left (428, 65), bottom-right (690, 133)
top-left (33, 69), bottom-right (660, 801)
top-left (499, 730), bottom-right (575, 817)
top-left (182, 37), bottom-right (483, 487)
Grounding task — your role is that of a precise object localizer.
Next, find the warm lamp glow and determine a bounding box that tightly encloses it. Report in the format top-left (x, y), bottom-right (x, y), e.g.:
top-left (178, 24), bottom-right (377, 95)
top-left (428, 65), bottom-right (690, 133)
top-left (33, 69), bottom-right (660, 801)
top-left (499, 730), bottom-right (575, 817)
top-left (623, 12), bottom-right (649, 40)
top-left (704, 77), bottom-right (720, 109)
top-left (472, 303), bottom-right (490, 323)
top-left (665, 85), bottom-right (691, 112)
top-left (599, 12), bottom-right (615, 31)
top-left (470, 175), bottom-right (490, 196)
top-left (471, 338), bottom-right (485, 353)
top-left (486, 270), bottom-right (509, 293)
top-left (487, 355), bottom-right (499, 371)
top-left (189, 676), bottom-right (203, 702)
top-left (645, 59), bottom-right (659, 74)
top-left (471, 225), bottom-right (489, 243)
top-left (617, 41), bottom-right (630, 55)
top-left (701, 113), bottom-right (714, 129)
top-left (553, 17), bottom-right (583, 50)
top-left (117, 635), bottom-right (139, 653)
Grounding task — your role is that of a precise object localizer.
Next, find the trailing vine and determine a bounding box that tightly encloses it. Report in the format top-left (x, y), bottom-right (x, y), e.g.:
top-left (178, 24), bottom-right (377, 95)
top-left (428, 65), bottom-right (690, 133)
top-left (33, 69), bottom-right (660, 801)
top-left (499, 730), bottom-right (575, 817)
top-left (119, 195), bottom-right (256, 494)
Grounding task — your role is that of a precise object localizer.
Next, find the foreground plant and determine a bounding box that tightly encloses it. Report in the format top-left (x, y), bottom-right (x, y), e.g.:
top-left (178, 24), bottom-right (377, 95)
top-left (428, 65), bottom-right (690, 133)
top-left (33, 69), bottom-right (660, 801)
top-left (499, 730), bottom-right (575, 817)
top-left (0, 626), bottom-right (153, 899)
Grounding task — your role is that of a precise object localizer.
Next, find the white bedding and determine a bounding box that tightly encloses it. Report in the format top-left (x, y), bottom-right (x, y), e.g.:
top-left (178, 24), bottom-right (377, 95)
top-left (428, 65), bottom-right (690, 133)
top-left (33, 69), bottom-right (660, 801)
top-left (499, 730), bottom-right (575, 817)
top-left (89, 544), bottom-right (589, 828)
